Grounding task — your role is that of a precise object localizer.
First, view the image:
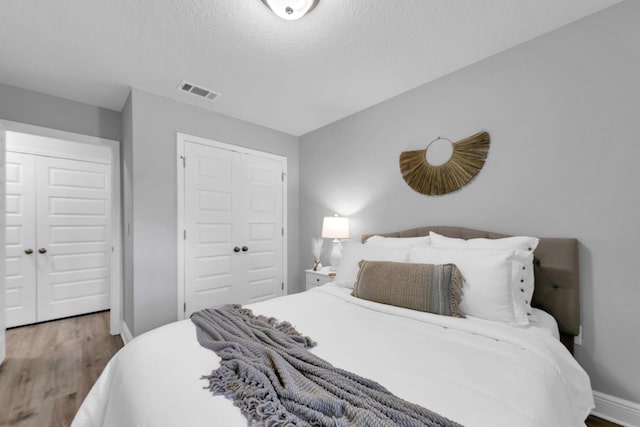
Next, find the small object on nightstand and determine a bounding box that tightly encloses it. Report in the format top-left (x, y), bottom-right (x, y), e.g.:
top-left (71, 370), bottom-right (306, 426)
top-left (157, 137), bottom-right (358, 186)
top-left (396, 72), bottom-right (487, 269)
top-left (305, 266), bottom-right (335, 291)
top-left (311, 237), bottom-right (323, 271)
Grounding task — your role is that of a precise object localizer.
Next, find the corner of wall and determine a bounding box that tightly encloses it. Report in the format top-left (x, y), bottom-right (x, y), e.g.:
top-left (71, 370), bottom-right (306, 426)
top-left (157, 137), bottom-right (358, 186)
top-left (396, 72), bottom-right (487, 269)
top-left (120, 320), bottom-right (134, 345)
top-left (121, 92), bottom-right (135, 334)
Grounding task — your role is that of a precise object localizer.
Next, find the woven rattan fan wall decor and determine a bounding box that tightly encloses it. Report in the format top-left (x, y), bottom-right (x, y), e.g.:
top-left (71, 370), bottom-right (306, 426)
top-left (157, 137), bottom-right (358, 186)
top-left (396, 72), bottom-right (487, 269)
top-left (399, 131), bottom-right (490, 196)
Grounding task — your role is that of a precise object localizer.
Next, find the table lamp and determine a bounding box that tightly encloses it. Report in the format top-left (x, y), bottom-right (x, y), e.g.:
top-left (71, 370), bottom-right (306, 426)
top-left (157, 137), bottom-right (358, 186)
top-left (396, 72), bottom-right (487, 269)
top-left (321, 215), bottom-right (350, 270)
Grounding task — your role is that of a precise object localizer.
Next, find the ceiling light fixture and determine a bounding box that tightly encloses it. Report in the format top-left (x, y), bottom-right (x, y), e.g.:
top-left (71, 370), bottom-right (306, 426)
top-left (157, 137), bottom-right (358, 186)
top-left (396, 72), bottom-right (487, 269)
top-left (261, 0), bottom-right (318, 20)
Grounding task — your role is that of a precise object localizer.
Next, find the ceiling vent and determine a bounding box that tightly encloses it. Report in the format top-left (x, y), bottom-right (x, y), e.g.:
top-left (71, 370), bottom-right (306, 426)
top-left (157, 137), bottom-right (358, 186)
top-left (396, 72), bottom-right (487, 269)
top-left (178, 80), bottom-right (221, 102)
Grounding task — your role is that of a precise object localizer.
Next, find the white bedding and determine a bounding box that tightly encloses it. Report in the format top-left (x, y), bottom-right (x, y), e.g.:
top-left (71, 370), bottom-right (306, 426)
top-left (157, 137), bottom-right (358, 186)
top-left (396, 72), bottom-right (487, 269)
top-left (529, 307), bottom-right (560, 340)
top-left (72, 284), bottom-right (593, 427)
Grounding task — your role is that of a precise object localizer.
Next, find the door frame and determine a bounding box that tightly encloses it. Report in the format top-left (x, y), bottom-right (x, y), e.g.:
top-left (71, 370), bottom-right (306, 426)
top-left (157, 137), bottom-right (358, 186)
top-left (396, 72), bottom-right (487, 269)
top-left (0, 122), bottom-right (5, 364)
top-left (176, 132), bottom-right (288, 320)
top-left (1, 120), bottom-right (123, 335)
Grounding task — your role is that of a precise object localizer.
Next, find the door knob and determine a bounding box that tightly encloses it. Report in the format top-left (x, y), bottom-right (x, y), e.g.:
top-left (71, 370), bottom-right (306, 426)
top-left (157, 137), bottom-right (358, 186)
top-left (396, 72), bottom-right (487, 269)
top-left (242, 246), bottom-right (249, 252)
top-left (233, 246), bottom-right (241, 253)
top-left (24, 248), bottom-right (33, 255)
top-left (38, 248), bottom-right (47, 254)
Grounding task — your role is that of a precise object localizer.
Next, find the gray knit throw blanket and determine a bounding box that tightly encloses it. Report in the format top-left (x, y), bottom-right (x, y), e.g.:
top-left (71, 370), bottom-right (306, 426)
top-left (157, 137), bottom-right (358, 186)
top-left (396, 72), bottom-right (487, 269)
top-left (191, 304), bottom-right (463, 427)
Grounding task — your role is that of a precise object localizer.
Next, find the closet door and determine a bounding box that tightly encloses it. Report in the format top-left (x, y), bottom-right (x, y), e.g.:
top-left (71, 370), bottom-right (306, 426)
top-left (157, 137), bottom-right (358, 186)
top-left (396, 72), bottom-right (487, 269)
top-left (184, 142), bottom-right (244, 316)
top-left (183, 142), bottom-right (285, 316)
top-left (242, 154), bottom-right (284, 304)
top-left (4, 152), bottom-right (37, 327)
top-left (35, 156), bottom-right (111, 322)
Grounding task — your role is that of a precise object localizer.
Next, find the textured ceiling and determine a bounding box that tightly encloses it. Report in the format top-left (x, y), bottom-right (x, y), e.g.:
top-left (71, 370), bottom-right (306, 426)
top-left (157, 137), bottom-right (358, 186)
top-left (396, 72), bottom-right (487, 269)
top-left (0, 0), bottom-right (623, 136)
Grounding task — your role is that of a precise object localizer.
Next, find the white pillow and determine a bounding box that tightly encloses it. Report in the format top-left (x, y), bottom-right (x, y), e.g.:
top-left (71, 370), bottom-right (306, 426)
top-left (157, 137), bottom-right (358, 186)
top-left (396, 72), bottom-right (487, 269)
top-left (365, 235), bottom-right (431, 248)
top-left (429, 232), bottom-right (539, 323)
top-left (512, 249), bottom-right (534, 323)
top-left (334, 241), bottom-right (409, 289)
top-left (409, 246), bottom-right (523, 324)
top-left (429, 231), bottom-right (539, 252)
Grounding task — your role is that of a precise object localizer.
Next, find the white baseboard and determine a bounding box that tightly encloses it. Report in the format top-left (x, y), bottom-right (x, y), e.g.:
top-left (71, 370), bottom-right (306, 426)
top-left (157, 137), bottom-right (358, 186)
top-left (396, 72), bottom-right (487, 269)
top-left (120, 320), bottom-right (134, 345)
top-left (109, 315), bottom-right (122, 336)
top-left (592, 390), bottom-right (640, 427)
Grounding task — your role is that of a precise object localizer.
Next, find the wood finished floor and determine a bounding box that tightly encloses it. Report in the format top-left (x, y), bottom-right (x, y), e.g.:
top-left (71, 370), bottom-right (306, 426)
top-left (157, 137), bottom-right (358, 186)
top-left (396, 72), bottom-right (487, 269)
top-left (0, 311), bottom-right (621, 427)
top-left (0, 311), bottom-right (123, 427)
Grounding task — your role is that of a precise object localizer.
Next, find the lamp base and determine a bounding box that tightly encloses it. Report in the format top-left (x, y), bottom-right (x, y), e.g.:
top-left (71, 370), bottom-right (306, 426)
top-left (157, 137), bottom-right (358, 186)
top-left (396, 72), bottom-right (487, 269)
top-left (329, 239), bottom-right (342, 271)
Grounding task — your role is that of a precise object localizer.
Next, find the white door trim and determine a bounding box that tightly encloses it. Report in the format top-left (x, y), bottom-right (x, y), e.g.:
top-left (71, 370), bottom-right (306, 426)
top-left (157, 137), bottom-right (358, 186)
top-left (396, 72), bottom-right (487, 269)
top-left (0, 122), bottom-right (6, 365)
top-left (1, 120), bottom-right (122, 335)
top-left (176, 132), bottom-right (288, 320)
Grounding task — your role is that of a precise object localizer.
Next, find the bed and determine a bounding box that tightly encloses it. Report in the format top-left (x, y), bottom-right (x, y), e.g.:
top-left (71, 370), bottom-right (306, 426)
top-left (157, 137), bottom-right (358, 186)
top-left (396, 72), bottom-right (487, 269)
top-left (72, 226), bottom-right (594, 427)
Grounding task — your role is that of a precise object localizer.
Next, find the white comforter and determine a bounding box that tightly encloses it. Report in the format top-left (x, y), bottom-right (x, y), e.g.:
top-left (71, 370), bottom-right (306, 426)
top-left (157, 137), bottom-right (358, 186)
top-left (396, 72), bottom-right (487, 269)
top-left (73, 284), bottom-right (594, 427)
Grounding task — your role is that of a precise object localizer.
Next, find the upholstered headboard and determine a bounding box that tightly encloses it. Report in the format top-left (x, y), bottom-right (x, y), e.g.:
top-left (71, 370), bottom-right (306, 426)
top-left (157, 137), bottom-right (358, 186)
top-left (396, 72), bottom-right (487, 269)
top-left (362, 226), bottom-right (580, 354)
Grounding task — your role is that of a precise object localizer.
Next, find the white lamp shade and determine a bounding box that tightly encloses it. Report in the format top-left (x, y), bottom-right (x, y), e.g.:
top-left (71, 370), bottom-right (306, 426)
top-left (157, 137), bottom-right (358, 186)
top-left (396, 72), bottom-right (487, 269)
top-left (262, 0), bottom-right (318, 20)
top-left (321, 216), bottom-right (350, 239)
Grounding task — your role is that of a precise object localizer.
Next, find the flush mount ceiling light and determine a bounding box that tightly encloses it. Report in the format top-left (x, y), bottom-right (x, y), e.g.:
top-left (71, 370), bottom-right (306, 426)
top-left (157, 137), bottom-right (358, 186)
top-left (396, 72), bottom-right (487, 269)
top-left (262, 0), bottom-right (318, 20)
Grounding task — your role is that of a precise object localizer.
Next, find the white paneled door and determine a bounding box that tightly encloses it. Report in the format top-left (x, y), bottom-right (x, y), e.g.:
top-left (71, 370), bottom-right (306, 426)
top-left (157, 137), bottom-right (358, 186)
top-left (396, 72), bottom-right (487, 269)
top-left (36, 156), bottom-right (111, 322)
top-left (243, 154), bottom-right (284, 304)
top-left (5, 152), bottom-right (37, 326)
top-left (184, 142), bottom-right (241, 314)
top-left (183, 141), bottom-right (284, 317)
top-left (4, 152), bottom-right (111, 327)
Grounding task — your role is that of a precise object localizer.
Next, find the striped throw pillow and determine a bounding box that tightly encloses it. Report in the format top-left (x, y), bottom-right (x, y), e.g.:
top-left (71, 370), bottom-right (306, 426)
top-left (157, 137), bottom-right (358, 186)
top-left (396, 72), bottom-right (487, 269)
top-left (352, 260), bottom-right (465, 318)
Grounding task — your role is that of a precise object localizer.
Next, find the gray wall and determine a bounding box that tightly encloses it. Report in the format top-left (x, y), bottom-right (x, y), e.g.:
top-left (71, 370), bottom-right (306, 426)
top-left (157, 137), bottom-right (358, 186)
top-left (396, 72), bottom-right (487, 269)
top-left (125, 88), bottom-right (300, 336)
top-left (299, 1), bottom-right (639, 404)
top-left (0, 83), bottom-right (121, 141)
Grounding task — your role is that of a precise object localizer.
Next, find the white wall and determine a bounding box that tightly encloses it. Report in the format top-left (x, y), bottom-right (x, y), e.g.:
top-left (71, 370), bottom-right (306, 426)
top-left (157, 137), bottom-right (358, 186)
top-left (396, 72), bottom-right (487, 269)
top-left (299, 1), bottom-right (639, 405)
top-left (124, 88), bottom-right (300, 336)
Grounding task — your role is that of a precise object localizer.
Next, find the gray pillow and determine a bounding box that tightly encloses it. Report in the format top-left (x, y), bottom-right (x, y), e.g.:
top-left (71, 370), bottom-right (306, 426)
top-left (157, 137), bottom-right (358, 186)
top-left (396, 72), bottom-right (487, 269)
top-left (352, 260), bottom-right (465, 318)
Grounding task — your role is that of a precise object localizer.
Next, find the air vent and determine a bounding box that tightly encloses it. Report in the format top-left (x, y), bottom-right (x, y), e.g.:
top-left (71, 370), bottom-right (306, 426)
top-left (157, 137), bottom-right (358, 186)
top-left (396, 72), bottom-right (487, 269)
top-left (178, 80), bottom-right (220, 102)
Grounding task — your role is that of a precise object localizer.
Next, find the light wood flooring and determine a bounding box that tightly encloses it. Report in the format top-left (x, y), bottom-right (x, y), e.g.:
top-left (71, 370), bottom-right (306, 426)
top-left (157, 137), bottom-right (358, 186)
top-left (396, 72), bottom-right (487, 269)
top-left (0, 311), bottom-right (622, 427)
top-left (0, 311), bottom-right (123, 427)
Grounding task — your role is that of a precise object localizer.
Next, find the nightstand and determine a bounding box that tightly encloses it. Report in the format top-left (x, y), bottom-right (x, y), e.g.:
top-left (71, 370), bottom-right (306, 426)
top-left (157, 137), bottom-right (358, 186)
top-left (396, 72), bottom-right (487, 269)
top-left (305, 267), bottom-right (335, 290)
